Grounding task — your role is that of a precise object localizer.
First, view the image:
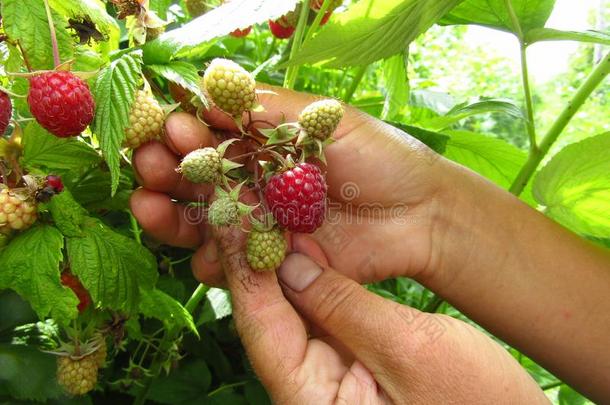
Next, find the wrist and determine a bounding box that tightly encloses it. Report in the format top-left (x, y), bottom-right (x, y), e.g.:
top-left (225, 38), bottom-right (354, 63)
top-left (415, 159), bottom-right (526, 293)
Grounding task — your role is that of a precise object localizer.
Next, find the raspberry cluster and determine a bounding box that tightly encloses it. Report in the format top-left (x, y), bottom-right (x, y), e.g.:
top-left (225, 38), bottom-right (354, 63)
top-left (0, 188), bottom-right (37, 233)
top-left (179, 59), bottom-right (343, 272)
top-left (124, 90), bottom-right (165, 149)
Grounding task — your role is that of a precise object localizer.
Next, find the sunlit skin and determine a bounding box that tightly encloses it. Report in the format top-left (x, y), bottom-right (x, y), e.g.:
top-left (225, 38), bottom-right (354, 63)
top-left (131, 85), bottom-right (610, 403)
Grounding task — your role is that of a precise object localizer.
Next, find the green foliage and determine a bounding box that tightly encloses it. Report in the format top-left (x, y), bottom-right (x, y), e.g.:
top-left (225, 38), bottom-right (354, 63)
top-left (0, 226), bottom-right (78, 324)
top-left (92, 51), bottom-right (143, 194)
top-left (442, 0), bottom-right (556, 33)
top-left (1, 0), bottom-right (73, 69)
top-left (534, 133), bottom-right (610, 237)
top-left (289, 0), bottom-right (463, 67)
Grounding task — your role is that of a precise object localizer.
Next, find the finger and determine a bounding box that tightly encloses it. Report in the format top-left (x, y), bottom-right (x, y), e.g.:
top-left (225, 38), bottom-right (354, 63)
top-left (212, 225), bottom-right (308, 401)
top-left (277, 252), bottom-right (442, 402)
top-left (163, 112), bottom-right (216, 156)
top-left (191, 238), bottom-right (226, 287)
top-left (202, 84), bottom-right (362, 137)
top-left (133, 141), bottom-right (213, 201)
top-left (130, 189), bottom-right (205, 248)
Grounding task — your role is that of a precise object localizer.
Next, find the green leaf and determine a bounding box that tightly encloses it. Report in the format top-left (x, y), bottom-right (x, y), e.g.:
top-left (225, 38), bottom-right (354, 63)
top-left (441, 0), bottom-right (556, 33)
top-left (0, 344), bottom-right (62, 402)
top-left (197, 288), bottom-right (232, 326)
top-left (147, 61), bottom-right (203, 98)
top-left (443, 130), bottom-right (534, 204)
top-left (67, 219), bottom-right (158, 312)
top-left (143, 0), bottom-right (299, 63)
top-left (525, 28), bottom-right (610, 46)
top-left (558, 385), bottom-right (587, 405)
top-left (139, 288), bottom-right (198, 335)
top-left (21, 122), bottom-right (100, 172)
top-left (145, 359), bottom-right (212, 405)
top-left (287, 0), bottom-right (463, 68)
top-left (91, 51), bottom-right (143, 195)
top-left (0, 226), bottom-right (78, 324)
top-left (1, 0), bottom-right (74, 70)
top-left (387, 123), bottom-right (449, 155)
top-left (48, 0), bottom-right (120, 46)
top-left (533, 133), bottom-right (610, 237)
top-left (381, 53), bottom-right (410, 121)
top-left (420, 98), bottom-right (526, 131)
top-left (47, 189), bottom-right (89, 237)
top-left (67, 168), bottom-right (134, 211)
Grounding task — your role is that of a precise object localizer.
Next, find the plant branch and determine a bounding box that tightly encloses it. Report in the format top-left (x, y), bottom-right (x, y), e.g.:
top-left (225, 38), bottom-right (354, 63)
top-left (509, 51), bottom-right (610, 195)
top-left (344, 65), bottom-right (368, 103)
top-left (519, 44), bottom-right (538, 153)
top-left (43, 0), bottom-right (61, 68)
top-left (303, 0), bottom-right (333, 44)
top-left (504, 0), bottom-right (537, 151)
top-left (283, 4), bottom-right (310, 89)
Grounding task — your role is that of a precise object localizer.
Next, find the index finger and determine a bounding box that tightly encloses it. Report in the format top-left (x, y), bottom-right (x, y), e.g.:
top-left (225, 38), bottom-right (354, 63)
top-left (212, 225), bottom-right (308, 394)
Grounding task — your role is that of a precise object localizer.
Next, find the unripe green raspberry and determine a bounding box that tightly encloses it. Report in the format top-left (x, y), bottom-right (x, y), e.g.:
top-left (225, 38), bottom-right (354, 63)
top-left (185, 0), bottom-right (208, 17)
top-left (202, 58), bottom-right (256, 117)
top-left (208, 196), bottom-right (240, 226)
top-left (179, 147), bottom-right (222, 184)
top-left (0, 188), bottom-right (37, 233)
top-left (124, 90), bottom-right (165, 149)
top-left (246, 228), bottom-right (287, 272)
top-left (298, 99), bottom-right (344, 140)
top-left (57, 355), bottom-right (98, 396)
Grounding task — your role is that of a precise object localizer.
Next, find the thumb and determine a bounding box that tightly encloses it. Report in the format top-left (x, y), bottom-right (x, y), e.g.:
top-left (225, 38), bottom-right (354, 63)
top-left (277, 253), bottom-right (446, 400)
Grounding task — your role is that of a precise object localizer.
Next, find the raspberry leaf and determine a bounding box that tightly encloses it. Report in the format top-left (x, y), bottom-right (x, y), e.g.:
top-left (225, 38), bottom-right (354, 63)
top-left (146, 61), bottom-right (205, 105)
top-left (138, 288), bottom-right (198, 336)
top-left (21, 123), bottom-right (101, 172)
top-left (48, 0), bottom-right (120, 49)
top-left (1, 0), bottom-right (74, 70)
top-left (286, 0), bottom-right (462, 68)
top-left (91, 51), bottom-right (143, 195)
top-left (67, 218), bottom-right (158, 313)
top-left (47, 189), bottom-right (88, 238)
top-left (0, 225), bottom-right (79, 324)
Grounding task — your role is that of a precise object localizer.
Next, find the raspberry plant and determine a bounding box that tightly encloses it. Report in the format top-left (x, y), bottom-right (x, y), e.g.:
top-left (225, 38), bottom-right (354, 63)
top-left (0, 0), bottom-right (608, 404)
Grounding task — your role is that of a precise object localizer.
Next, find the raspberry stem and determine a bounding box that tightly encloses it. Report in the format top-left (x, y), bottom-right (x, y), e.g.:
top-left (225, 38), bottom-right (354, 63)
top-left (43, 0), bottom-right (61, 68)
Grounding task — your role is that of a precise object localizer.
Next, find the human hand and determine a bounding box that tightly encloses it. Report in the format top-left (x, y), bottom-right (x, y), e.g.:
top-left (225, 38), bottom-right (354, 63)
top-left (130, 85), bottom-right (452, 286)
top-left (208, 223), bottom-right (548, 404)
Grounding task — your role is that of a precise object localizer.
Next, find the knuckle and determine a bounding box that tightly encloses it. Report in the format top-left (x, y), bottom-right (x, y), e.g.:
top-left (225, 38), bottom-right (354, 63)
top-left (311, 275), bottom-right (361, 326)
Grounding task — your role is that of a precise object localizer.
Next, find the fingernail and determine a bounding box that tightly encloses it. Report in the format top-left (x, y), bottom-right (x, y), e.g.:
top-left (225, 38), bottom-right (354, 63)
top-left (203, 240), bottom-right (218, 263)
top-left (278, 253), bottom-right (323, 292)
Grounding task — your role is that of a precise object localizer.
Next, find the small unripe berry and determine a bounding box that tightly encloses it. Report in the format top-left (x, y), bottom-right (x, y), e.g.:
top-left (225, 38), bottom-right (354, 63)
top-left (0, 189), bottom-right (37, 233)
top-left (298, 99), bottom-right (344, 140)
top-left (208, 196), bottom-right (240, 227)
top-left (179, 147), bottom-right (222, 184)
top-left (124, 90), bottom-right (165, 149)
top-left (57, 355), bottom-right (98, 396)
top-left (202, 58), bottom-right (256, 117)
top-left (247, 228), bottom-right (287, 272)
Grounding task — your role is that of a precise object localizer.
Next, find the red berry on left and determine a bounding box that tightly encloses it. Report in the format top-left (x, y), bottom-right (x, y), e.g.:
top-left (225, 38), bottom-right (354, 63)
top-left (45, 175), bottom-right (64, 193)
top-left (0, 91), bottom-right (12, 135)
top-left (230, 26), bottom-right (252, 38)
top-left (27, 71), bottom-right (95, 138)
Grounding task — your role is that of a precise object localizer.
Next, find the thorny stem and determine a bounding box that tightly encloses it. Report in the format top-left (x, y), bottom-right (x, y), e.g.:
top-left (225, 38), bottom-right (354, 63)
top-left (509, 51), bottom-right (610, 195)
top-left (43, 0), bottom-right (61, 68)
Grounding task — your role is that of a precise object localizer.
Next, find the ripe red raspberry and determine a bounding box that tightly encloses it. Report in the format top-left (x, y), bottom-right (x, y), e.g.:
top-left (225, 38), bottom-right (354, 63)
top-left (265, 163), bottom-right (327, 233)
top-left (0, 91), bottom-right (12, 135)
top-left (268, 19), bottom-right (295, 39)
top-left (61, 272), bottom-right (91, 313)
top-left (27, 71), bottom-right (95, 138)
